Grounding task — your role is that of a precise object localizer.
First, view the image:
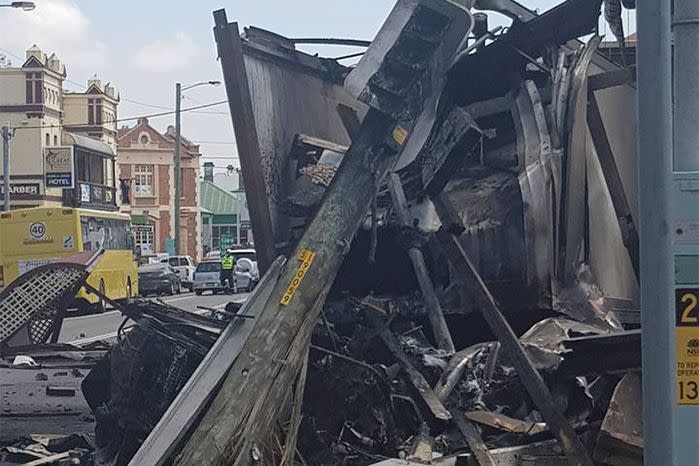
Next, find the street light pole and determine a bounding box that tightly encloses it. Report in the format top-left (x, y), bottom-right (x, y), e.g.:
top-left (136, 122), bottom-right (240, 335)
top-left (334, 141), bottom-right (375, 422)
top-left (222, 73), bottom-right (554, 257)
top-left (2, 123), bottom-right (10, 211)
top-left (173, 80), bottom-right (220, 255)
top-left (0, 2), bottom-right (36, 10)
top-left (174, 82), bottom-right (182, 254)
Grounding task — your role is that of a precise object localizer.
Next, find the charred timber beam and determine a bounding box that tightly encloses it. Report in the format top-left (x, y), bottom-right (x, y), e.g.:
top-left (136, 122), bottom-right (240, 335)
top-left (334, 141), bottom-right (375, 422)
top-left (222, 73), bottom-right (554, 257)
top-left (379, 327), bottom-right (495, 466)
top-left (446, 0), bottom-right (603, 106)
top-left (421, 107), bottom-right (482, 197)
top-left (214, 10), bottom-right (276, 274)
top-left (388, 173), bottom-right (454, 352)
top-left (559, 330), bottom-right (641, 378)
top-left (587, 91), bottom-right (640, 282)
top-left (380, 329), bottom-right (451, 421)
top-left (337, 104), bottom-right (362, 141)
top-left (435, 226), bottom-right (594, 466)
top-left (588, 67), bottom-right (636, 91)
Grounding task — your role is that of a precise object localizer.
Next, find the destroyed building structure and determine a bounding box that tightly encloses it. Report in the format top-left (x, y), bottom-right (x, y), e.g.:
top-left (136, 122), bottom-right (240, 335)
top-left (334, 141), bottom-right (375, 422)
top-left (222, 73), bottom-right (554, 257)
top-left (0, 0), bottom-right (642, 465)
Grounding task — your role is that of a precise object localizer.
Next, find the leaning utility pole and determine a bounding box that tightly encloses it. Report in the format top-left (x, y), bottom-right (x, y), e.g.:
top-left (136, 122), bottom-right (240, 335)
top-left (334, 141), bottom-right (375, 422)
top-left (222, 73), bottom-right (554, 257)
top-left (176, 4), bottom-right (472, 464)
top-left (2, 123), bottom-right (11, 211)
top-left (173, 82), bottom-right (182, 254)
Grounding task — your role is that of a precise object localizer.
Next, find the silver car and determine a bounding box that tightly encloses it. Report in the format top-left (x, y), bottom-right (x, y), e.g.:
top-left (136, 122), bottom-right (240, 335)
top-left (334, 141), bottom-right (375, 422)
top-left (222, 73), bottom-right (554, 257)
top-left (193, 261), bottom-right (225, 295)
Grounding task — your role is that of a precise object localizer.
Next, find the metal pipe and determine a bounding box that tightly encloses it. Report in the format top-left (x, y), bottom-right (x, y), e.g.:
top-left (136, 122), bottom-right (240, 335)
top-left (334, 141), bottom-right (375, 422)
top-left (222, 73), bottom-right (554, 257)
top-left (2, 123), bottom-right (10, 211)
top-left (638, 0), bottom-right (675, 464)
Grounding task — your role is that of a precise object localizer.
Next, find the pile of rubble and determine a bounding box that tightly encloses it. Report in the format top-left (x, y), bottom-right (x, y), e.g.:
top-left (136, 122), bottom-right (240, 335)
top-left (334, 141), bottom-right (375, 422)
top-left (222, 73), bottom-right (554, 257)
top-left (1, 0), bottom-right (644, 465)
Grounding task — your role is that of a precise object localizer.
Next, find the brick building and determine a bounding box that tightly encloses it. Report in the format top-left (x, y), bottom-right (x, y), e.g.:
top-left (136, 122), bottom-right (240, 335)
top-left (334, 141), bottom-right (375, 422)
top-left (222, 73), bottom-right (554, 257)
top-left (116, 118), bottom-right (202, 259)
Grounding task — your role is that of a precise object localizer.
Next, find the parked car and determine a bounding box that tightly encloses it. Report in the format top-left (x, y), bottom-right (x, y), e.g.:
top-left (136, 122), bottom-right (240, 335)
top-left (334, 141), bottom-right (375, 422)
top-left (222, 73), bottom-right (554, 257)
top-left (234, 257), bottom-right (259, 292)
top-left (138, 263), bottom-right (181, 296)
top-left (193, 260), bottom-right (226, 295)
top-left (204, 250), bottom-right (221, 261)
top-left (160, 255), bottom-right (197, 291)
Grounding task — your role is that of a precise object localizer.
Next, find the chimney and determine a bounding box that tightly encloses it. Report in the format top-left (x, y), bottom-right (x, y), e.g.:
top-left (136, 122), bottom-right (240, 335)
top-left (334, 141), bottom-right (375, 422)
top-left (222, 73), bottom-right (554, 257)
top-left (203, 162), bottom-right (214, 182)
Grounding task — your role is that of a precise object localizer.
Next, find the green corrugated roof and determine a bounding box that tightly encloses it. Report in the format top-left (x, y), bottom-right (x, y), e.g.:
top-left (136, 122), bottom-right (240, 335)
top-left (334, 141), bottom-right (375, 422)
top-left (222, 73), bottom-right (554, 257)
top-left (200, 180), bottom-right (249, 217)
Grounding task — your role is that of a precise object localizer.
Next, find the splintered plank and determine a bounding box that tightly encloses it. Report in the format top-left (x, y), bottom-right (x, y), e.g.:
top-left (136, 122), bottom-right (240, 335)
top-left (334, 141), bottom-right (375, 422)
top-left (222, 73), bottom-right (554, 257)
top-left (379, 329), bottom-right (452, 421)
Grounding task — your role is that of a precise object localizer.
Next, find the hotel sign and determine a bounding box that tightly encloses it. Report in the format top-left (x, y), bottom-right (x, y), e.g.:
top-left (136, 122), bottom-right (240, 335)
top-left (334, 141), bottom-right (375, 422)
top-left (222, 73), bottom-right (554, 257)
top-left (44, 146), bottom-right (75, 188)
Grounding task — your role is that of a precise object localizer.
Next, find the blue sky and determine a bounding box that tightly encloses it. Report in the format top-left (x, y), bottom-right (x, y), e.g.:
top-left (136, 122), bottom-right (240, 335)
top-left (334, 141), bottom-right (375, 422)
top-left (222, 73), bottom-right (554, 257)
top-left (0, 0), bottom-right (635, 173)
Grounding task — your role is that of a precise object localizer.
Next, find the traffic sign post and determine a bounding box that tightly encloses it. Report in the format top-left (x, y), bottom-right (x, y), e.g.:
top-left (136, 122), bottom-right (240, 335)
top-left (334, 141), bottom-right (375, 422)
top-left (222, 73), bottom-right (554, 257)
top-left (219, 234), bottom-right (235, 256)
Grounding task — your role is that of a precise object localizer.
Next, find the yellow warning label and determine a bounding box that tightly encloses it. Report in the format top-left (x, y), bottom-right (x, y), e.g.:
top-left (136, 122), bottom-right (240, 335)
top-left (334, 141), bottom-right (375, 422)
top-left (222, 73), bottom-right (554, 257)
top-left (280, 249), bottom-right (316, 306)
top-left (392, 125), bottom-right (408, 145)
top-left (676, 288), bottom-right (699, 404)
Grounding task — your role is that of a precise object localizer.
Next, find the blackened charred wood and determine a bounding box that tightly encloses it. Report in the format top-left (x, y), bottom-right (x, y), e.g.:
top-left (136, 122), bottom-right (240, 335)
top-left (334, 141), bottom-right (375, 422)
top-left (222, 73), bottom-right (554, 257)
top-left (379, 328), bottom-right (452, 421)
top-left (337, 103), bottom-right (362, 141)
top-left (389, 173), bottom-right (455, 353)
top-left (214, 10), bottom-right (276, 273)
top-left (431, 193), bottom-right (466, 236)
top-left (435, 227), bottom-right (594, 466)
top-left (451, 410), bottom-right (498, 466)
top-left (421, 107), bottom-right (482, 196)
top-left (588, 67), bottom-right (636, 91)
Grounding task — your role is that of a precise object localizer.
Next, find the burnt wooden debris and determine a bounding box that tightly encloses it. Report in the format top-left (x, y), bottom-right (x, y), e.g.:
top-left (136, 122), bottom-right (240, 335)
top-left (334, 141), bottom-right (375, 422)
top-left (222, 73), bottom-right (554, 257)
top-left (213, 9), bottom-right (276, 274)
top-left (0, 1), bottom-right (645, 465)
top-left (388, 173), bottom-right (455, 353)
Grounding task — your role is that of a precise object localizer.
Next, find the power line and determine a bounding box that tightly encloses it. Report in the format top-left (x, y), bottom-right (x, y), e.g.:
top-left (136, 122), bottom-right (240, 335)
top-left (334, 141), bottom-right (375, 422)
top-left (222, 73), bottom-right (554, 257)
top-left (13, 100), bottom-right (228, 130)
top-left (192, 141), bottom-right (238, 145)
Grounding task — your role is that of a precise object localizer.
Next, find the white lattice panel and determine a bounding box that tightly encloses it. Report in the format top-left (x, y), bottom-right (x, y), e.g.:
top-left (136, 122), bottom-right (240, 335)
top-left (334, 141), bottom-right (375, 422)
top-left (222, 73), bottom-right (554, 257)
top-left (0, 267), bottom-right (85, 343)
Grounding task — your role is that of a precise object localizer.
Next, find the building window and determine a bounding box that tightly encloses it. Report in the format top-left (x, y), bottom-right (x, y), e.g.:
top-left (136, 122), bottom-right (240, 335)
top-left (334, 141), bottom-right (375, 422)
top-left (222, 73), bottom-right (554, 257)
top-left (132, 225), bottom-right (155, 255)
top-left (53, 135), bottom-right (58, 145)
top-left (212, 225), bottom-right (238, 250)
top-left (139, 134), bottom-right (149, 144)
top-left (88, 99), bottom-right (103, 125)
top-left (26, 72), bottom-right (43, 104)
top-left (134, 165), bottom-right (154, 196)
top-left (45, 133), bottom-right (50, 146)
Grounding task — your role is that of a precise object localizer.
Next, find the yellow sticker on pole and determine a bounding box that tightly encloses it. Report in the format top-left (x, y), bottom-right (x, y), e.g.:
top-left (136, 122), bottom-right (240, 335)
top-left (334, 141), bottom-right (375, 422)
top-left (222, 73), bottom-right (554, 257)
top-left (392, 125), bottom-right (408, 145)
top-left (280, 249), bottom-right (316, 306)
top-left (676, 288), bottom-right (699, 404)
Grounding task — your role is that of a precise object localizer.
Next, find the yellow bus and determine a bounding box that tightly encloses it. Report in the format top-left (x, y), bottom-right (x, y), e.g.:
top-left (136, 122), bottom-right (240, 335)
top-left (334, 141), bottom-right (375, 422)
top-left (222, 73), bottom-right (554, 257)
top-left (0, 207), bottom-right (138, 312)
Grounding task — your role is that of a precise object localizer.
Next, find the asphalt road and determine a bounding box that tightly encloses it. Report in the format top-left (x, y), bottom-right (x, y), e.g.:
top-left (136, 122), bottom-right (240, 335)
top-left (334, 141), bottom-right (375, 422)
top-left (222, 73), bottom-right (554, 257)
top-left (58, 291), bottom-right (249, 344)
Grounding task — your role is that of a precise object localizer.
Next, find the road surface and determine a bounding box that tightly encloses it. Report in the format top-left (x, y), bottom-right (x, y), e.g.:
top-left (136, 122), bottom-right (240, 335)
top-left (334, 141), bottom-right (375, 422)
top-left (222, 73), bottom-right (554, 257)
top-left (58, 291), bottom-right (249, 344)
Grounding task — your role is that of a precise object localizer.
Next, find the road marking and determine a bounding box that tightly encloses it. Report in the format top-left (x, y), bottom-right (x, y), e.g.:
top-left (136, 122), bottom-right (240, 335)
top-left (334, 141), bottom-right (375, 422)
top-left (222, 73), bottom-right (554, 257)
top-left (161, 294), bottom-right (198, 303)
top-left (66, 310), bottom-right (121, 321)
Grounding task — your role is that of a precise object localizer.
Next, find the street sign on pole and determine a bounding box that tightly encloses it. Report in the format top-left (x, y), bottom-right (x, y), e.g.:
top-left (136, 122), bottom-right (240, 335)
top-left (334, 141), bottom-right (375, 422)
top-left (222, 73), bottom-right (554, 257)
top-left (219, 234), bottom-right (235, 255)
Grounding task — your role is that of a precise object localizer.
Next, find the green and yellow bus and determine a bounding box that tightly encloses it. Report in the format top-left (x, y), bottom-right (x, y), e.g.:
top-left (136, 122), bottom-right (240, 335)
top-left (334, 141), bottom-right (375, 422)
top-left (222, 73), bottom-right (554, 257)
top-left (0, 207), bottom-right (138, 312)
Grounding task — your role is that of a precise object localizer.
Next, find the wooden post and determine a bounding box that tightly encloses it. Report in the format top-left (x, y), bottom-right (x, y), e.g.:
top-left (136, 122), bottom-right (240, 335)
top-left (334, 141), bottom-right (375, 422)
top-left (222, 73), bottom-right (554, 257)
top-left (435, 227), bottom-right (594, 466)
top-left (175, 109), bottom-right (407, 465)
top-left (214, 9), bottom-right (276, 274)
top-left (388, 173), bottom-right (454, 353)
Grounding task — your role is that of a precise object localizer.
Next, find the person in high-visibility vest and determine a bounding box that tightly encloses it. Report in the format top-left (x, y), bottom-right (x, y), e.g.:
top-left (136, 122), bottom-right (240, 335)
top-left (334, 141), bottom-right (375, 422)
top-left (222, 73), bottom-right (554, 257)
top-left (220, 249), bottom-right (235, 291)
